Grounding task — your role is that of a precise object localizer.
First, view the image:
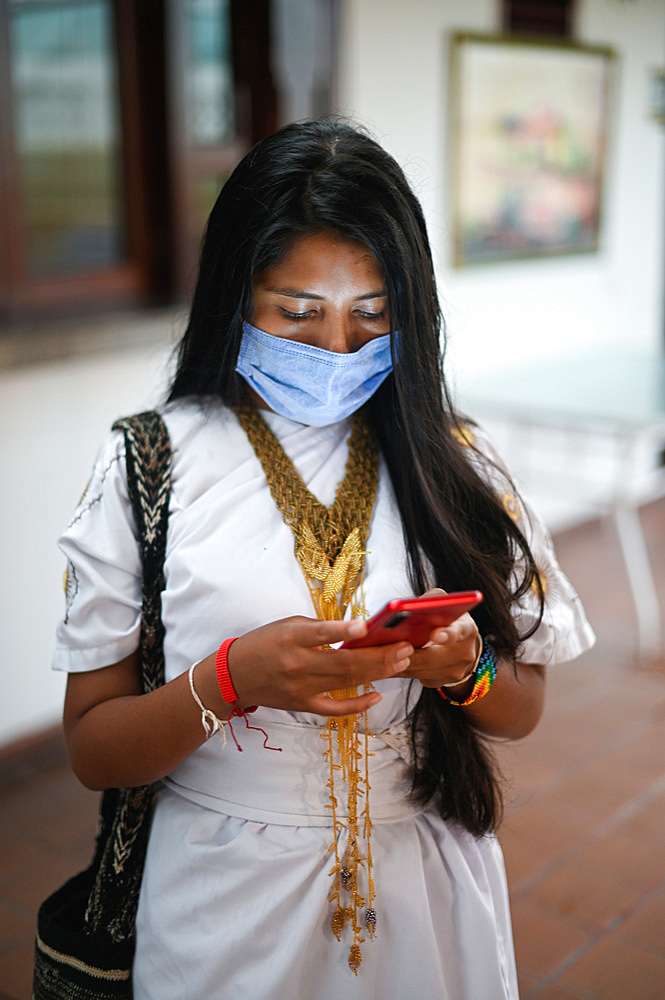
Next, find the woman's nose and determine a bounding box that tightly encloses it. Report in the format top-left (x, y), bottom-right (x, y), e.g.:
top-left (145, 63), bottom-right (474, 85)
top-left (323, 315), bottom-right (356, 353)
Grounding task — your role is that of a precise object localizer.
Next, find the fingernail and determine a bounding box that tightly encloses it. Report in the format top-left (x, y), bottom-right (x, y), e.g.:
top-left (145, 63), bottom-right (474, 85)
top-left (347, 620), bottom-right (367, 637)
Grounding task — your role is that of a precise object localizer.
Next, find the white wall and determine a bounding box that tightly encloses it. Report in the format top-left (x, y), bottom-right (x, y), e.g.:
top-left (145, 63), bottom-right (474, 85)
top-left (0, 321), bottom-right (176, 747)
top-left (337, 0), bottom-right (665, 382)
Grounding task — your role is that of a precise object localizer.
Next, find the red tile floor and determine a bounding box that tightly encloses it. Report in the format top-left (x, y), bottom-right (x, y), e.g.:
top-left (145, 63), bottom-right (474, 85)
top-left (1, 502), bottom-right (664, 999)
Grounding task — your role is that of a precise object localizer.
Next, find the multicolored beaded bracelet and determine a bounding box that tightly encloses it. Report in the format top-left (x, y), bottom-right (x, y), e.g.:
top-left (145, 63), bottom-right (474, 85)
top-left (437, 638), bottom-right (498, 707)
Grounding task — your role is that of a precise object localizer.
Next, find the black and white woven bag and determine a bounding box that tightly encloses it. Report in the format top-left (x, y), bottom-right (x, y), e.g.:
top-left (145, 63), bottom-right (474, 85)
top-left (33, 411), bottom-right (171, 1000)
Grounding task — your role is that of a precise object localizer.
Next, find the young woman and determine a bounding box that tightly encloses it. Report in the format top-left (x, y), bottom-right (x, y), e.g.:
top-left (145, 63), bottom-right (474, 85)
top-left (54, 119), bottom-right (594, 999)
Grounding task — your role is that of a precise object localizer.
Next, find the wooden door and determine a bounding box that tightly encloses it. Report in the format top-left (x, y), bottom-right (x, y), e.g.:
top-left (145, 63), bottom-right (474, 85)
top-left (0, 0), bottom-right (153, 319)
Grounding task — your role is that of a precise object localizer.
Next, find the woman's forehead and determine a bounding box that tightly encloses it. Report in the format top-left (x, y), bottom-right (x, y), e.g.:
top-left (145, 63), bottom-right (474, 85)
top-left (253, 232), bottom-right (384, 293)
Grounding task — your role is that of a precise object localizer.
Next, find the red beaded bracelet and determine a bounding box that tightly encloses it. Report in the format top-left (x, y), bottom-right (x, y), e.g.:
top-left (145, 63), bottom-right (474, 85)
top-left (216, 637), bottom-right (240, 704)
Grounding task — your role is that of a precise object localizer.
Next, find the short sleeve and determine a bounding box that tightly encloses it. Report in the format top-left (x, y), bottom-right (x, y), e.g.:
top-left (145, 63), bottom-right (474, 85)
top-left (455, 423), bottom-right (596, 666)
top-left (52, 430), bottom-right (142, 673)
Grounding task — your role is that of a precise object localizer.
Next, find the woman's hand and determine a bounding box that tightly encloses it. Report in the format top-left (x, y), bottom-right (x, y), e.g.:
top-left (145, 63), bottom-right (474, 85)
top-left (392, 588), bottom-right (546, 740)
top-left (225, 615), bottom-right (413, 716)
top-left (393, 588), bottom-right (481, 690)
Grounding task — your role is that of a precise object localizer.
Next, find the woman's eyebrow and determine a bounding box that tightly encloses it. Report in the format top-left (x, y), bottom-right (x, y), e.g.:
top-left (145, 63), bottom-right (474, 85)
top-left (266, 286), bottom-right (386, 300)
top-left (266, 286), bottom-right (324, 299)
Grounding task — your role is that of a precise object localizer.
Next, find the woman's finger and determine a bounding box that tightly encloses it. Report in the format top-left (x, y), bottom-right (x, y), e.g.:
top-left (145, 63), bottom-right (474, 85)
top-left (309, 642), bottom-right (413, 691)
top-left (307, 689), bottom-right (383, 717)
top-left (395, 628), bottom-right (479, 687)
top-left (278, 615), bottom-right (369, 649)
top-left (429, 615), bottom-right (476, 647)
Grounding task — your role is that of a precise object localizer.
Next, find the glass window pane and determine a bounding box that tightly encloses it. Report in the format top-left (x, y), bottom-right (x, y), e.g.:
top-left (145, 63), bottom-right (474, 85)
top-left (185, 0), bottom-right (235, 147)
top-left (9, 0), bottom-right (126, 277)
top-left (192, 172), bottom-right (230, 241)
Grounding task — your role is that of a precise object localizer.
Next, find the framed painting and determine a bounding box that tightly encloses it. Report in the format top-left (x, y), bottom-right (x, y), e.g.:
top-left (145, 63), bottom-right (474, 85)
top-left (449, 34), bottom-right (615, 266)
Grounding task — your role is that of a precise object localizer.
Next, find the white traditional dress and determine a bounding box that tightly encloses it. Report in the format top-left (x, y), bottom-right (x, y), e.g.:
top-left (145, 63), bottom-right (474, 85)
top-left (53, 399), bottom-right (595, 1000)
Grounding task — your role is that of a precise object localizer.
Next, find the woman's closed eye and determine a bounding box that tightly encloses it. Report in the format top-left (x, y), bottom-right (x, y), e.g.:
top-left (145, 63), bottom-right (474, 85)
top-left (279, 308), bottom-right (316, 321)
top-left (277, 306), bottom-right (386, 323)
top-left (356, 307), bottom-right (386, 321)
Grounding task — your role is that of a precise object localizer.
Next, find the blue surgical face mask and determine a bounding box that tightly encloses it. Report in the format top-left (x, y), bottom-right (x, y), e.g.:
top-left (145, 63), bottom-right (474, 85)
top-left (235, 322), bottom-right (395, 426)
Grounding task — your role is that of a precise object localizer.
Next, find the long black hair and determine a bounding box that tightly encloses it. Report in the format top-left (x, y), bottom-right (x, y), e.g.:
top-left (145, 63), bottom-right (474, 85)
top-left (168, 118), bottom-right (544, 835)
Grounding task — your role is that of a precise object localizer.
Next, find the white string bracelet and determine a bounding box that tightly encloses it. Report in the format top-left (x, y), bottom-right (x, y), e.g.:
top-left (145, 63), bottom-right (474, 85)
top-left (188, 660), bottom-right (227, 746)
top-left (441, 667), bottom-right (476, 690)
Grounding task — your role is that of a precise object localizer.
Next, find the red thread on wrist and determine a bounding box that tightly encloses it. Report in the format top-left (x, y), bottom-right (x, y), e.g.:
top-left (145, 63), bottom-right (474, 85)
top-left (216, 637), bottom-right (240, 704)
top-left (214, 637), bottom-right (277, 753)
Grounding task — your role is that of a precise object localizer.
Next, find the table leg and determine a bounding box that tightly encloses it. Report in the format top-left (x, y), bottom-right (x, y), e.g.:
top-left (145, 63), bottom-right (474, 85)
top-left (612, 503), bottom-right (662, 660)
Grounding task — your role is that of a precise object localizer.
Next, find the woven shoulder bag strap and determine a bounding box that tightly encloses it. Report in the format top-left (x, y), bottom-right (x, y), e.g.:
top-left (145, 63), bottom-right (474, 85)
top-left (84, 410), bottom-right (172, 943)
top-left (113, 410), bottom-right (172, 695)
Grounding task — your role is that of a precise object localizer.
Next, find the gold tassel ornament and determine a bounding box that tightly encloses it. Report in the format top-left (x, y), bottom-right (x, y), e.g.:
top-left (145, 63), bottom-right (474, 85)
top-left (235, 403), bottom-right (379, 973)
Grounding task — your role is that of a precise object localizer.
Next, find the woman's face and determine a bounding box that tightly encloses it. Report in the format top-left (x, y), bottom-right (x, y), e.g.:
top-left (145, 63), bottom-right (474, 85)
top-left (251, 232), bottom-right (390, 353)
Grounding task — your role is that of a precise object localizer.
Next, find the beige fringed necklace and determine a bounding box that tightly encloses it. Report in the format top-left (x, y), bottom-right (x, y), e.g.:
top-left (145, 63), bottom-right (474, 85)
top-left (235, 402), bottom-right (379, 974)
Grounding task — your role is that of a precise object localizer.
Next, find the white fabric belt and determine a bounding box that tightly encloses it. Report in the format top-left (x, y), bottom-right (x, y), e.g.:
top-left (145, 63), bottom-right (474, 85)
top-left (165, 718), bottom-right (419, 827)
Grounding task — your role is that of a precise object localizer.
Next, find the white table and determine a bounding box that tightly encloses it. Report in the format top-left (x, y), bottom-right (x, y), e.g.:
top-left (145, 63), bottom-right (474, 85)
top-left (457, 355), bottom-right (665, 660)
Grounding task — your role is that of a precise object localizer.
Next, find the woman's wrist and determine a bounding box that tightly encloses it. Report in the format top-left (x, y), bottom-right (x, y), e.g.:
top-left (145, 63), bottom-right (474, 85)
top-left (438, 671), bottom-right (476, 700)
top-left (438, 638), bottom-right (498, 707)
top-left (438, 634), bottom-right (482, 692)
top-left (216, 637), bottom-right (241, 702)
top-left (189, 661), bottom-right (227, 740)
top-left (191, 651), bottom-right (235, 721)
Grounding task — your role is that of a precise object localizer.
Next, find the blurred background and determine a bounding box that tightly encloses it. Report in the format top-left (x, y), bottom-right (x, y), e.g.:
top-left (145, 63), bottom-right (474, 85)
top-left (0, 1), bottom-right (664, 997)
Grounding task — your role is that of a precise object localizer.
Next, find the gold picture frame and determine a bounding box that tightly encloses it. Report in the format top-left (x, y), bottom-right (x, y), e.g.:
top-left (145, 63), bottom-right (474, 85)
top-left (449, 33), bottom-right (615, 266)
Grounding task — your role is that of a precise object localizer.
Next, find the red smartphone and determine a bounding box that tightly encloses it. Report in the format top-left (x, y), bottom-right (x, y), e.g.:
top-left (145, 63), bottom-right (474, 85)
top-left (341, 591), bottom-right (483, 649)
